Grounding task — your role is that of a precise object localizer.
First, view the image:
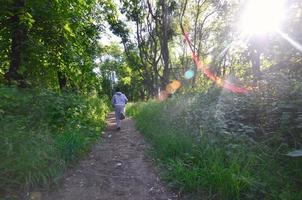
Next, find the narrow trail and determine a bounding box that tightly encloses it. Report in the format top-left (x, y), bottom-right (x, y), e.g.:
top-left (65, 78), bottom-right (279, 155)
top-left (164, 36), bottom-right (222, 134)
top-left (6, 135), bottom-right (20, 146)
top-left (43, 113), bottom-right (179, 200)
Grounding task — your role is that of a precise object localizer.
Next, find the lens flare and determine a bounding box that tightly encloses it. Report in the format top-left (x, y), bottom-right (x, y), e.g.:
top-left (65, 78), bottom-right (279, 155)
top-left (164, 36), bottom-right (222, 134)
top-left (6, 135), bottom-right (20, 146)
top-left (157, 32), bottom-right (253, 102)
top-left (184, 69), bottom-right (194, 79)
top-left (158, 90), bottom-right (169, 101)
top-left (166, 80), bottom-right (182, 94)
top-left (184, 32), bottom-right (250, 94)
top-left (157, 80), bottom-right (182, 101)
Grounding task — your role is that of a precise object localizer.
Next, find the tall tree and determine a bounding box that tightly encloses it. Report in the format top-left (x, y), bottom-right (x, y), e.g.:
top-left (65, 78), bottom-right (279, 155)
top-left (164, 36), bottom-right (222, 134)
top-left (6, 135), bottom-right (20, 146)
top-left (0, 0), bottom-right (120, 94)
top-left (4, 0), bottom-right (27, 85)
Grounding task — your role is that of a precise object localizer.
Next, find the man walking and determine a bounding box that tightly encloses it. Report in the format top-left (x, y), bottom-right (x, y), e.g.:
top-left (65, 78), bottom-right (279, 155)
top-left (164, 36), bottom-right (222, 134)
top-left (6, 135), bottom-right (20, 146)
top-left (111, 88), bottom-right (128, 130)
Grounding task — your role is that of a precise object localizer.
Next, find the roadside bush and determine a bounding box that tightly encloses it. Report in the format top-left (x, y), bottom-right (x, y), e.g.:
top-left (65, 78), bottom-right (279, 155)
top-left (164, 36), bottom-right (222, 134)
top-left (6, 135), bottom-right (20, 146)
top-left (128, 78), bottom-right (302, 199)
top-left (0, 86), bottom-right (109, 198)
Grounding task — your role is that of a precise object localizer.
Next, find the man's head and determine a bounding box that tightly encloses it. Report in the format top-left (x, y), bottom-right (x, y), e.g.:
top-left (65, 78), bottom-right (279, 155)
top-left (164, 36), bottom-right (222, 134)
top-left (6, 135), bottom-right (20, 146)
top-left (114, 86), bottom-right (120, 93)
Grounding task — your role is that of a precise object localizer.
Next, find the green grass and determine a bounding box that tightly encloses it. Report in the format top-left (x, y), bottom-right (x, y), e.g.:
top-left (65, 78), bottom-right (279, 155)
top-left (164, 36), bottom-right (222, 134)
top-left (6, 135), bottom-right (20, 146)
top-left (0, 86), bottom-right (109, 198)
top-left (127, 95), bottom-right (302, 200)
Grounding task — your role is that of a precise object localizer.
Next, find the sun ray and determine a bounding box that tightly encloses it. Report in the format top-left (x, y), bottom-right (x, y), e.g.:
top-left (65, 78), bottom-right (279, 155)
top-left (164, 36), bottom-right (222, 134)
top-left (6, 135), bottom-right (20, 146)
top-left (277, 30), bottom-right (302, 52)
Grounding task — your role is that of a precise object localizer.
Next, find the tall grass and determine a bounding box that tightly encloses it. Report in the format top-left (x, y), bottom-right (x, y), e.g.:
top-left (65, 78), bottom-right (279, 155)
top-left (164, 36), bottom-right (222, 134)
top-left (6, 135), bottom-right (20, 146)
top-left (0, 86), bottom-right (109, 198)
top-left (127, 90), bottom-right (302, 200)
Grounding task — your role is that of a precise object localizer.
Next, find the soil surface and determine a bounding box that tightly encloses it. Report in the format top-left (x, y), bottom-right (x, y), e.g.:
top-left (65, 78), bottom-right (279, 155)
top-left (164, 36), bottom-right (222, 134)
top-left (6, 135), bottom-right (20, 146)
top-left (41, 113), bottom-right (179, 200)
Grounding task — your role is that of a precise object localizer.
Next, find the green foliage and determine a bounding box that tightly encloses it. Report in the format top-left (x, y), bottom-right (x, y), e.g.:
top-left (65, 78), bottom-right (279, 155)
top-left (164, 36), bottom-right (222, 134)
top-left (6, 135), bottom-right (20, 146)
top-left (0, 0), bottom-right (121, 94)
top-left (128, 86), bottom-right (302, 200)
top-left (0, 86), bottom-right (108, 197)
top-left (97, 43), bottom-right (144, 101)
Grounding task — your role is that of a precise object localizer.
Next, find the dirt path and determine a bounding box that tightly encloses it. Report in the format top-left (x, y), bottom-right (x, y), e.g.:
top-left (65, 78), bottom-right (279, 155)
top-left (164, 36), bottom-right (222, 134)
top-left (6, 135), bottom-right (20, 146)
top-left (42, 113), bottom-right (179, 200)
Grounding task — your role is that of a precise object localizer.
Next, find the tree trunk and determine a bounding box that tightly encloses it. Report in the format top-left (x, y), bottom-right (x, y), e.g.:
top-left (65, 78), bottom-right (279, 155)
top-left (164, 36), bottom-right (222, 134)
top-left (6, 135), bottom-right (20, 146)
top-left (57, 71), bottom-right (67, 91)
top-left (160, 0), bottom-right (170, 88)
top-left (249, 36), bottom-right (262, 82)
top-left (5, 0), bottom-right (26, 85)
top-left (251, 49), bottom-right (261, 80)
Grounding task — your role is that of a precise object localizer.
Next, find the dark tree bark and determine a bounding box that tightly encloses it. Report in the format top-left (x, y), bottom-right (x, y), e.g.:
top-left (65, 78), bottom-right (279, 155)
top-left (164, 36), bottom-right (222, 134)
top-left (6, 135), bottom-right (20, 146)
top-left (159, 0), bottom-right (170, 88)
top-left (4, 0), bottom-right (26, 85)
top-left (249, 35), bottom-right (263, 82)
top-left (251, 49), bottom-right (261, 78)
top-left (57, 71), bottom-right (67, 91)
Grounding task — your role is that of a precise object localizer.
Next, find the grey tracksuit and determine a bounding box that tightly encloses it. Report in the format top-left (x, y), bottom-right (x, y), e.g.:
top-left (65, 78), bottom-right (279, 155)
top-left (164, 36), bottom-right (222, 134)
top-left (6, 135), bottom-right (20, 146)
top-left (112, 92), bottom-right (128, 128)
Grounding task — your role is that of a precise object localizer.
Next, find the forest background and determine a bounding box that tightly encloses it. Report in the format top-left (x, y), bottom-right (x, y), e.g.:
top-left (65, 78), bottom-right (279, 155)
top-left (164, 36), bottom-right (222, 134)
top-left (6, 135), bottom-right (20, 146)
top-left (0, 0), bottom-right (301, 199)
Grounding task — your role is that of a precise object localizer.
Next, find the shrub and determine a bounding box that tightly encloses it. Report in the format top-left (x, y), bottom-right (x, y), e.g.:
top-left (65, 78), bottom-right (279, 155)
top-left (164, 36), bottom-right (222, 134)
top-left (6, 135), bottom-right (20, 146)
top-left (129, 83), bottom-right (302, 199)
top-left (0, 86), bottom-right (109, 197)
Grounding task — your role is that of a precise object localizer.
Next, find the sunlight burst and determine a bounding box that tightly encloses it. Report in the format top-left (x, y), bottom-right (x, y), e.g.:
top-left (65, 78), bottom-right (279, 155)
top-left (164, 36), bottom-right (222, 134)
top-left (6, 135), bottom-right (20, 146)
top-left (239, 0), bottom-right (285, 35)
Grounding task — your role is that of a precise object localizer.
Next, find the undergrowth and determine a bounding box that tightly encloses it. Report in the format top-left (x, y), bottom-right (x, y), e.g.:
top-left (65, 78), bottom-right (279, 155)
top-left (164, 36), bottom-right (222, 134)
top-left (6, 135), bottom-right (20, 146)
top-left (0, 86), bottom-right (109, 198)
top-left (127, 88), bottom-right (302, 200)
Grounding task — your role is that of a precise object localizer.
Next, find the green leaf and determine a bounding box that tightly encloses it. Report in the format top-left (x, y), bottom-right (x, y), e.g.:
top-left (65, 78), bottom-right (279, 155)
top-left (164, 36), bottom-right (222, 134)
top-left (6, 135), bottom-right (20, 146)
top-left (64, 23), bottom-right (75, 37)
